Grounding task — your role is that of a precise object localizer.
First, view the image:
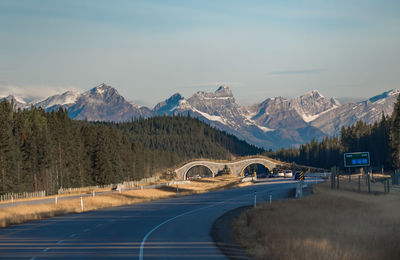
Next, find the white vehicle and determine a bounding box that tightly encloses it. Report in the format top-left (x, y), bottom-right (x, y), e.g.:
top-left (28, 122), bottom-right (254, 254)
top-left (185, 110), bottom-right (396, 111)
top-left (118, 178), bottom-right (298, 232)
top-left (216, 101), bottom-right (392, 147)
top-left (277, 171), bottom-right (285, 177)
top-left (284, 170), bottom-right (293, 178)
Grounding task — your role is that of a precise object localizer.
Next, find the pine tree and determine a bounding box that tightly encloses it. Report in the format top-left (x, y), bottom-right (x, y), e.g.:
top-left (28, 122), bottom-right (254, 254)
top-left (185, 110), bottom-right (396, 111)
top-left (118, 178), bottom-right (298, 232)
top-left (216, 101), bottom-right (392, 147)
top-left (390, 94), bottom-right (400, 169)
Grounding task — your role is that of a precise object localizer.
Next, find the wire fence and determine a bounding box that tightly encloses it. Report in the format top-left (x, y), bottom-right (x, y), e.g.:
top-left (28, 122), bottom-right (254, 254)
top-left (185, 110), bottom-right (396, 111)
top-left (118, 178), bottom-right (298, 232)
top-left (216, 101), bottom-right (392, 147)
top-left (330, 167), bottom-right (400, 194)
top-left (58, 176), bottom-right (161, 195)
top-left (0, 190), bottom-right (46, 202)
top-left (0, 176), bottom-right (163, 202)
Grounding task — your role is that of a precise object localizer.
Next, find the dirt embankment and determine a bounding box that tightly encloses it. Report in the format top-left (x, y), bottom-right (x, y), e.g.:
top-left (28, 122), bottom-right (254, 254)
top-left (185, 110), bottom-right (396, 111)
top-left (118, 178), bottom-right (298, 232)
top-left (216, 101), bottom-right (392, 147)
top-left (233, 182), bottom-right (400, 260)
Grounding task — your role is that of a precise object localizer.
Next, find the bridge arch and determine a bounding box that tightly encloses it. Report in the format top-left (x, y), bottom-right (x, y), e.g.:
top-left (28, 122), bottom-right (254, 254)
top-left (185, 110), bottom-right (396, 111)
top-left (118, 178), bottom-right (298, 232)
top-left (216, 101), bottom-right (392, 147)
top-left (184, 164), bottom-right (214, 180)
top-left (240, 162), bottom-right (271, 177)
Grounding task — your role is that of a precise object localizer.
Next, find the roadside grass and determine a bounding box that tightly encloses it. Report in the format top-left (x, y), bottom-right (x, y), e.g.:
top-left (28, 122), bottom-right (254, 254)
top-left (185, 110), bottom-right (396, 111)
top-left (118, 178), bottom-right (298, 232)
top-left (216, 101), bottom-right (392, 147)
top-left (0, 175), bottom-right (251, 228)
top-left (233, 181), bottom-right (400, 260)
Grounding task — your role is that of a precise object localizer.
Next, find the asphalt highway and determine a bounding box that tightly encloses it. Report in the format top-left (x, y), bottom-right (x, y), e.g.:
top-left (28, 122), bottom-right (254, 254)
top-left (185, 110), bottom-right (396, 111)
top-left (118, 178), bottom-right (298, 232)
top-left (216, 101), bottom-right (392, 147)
top-left (0, 179), bottom-right (308, 260)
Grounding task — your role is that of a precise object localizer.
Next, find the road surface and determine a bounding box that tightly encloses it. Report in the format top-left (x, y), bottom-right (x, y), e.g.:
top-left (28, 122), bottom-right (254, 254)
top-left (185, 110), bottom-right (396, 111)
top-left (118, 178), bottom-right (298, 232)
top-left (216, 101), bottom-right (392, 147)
top-left (0, 179), bottom-right (309, 259)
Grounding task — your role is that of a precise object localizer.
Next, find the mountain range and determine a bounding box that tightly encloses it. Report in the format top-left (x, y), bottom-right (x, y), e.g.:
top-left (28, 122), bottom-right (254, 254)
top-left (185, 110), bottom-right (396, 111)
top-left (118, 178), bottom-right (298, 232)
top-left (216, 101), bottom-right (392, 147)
top-left (3, 83), bottom-right (399, 149)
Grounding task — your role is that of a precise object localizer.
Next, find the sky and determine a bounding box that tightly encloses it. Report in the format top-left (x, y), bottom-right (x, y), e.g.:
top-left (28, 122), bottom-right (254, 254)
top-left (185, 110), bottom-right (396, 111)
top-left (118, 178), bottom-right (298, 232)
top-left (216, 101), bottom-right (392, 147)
top-left (0, 0), bottom-right (399, 107)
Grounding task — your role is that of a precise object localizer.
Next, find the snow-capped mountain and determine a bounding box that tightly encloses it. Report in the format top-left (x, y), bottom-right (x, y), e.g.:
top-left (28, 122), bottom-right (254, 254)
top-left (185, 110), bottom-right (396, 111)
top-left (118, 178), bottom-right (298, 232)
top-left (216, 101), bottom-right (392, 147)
top-left (248, 90), bottom-right (340, 130)
top-left (291, 90), bottom-right (341, 123)
top-left (1, 95), bottom-right (28, 109)
top-left (153, 86), bottom-right (329, 148)
top-left (311, 89), bottom-right (400, 135)
top-left (69, 83), bottom-right (153, 121)
top-left (34, 90), bottom-right (81, 112)
top-left (33, 83), bottom-right (152, 121)
top-left (2, 83), bottom-right (399, 149)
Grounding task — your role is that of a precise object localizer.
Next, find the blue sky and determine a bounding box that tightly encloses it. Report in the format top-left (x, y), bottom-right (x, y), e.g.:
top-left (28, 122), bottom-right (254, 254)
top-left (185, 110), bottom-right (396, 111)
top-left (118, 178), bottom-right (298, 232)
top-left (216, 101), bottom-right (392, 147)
top-left (0, 0), bottom-right (399, 106)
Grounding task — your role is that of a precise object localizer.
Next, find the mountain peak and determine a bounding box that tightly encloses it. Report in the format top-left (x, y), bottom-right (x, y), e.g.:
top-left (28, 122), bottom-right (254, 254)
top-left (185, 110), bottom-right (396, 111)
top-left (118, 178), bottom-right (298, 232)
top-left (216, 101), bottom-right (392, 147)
top-left (303, 89), bottom-right (324, 98)
top-left (215, 85), bottom-right (233, 97)
top-left (153, 92), bottom-right (184, 114)
top-left (91, 83), bottom-right (117, 95)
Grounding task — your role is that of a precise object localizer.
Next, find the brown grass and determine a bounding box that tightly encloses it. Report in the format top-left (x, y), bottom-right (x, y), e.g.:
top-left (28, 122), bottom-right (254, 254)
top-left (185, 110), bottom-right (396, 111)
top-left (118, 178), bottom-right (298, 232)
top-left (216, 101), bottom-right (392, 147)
top-left (233, 181), bottom-right (400, 260)
top-left (0, 175), bottom-right (251, 228)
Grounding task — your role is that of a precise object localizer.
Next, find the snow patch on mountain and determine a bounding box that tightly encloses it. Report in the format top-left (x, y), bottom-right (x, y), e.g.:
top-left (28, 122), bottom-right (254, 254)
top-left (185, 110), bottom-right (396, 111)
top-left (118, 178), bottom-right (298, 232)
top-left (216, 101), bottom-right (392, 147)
top-left (257, 125), bottom-right (275, 133)
top-left (299, 106), bottom-right (339, 123)
top-left (193, 109), bottom-right (228, 125)
top-left (35, 90), bottom-right (81, 109)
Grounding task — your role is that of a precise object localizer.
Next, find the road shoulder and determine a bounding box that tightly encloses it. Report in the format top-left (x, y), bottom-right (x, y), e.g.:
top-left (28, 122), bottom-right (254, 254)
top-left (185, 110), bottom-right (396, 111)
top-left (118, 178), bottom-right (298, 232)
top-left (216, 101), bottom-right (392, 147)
top-left (210, 206), bottom-right (252, 260)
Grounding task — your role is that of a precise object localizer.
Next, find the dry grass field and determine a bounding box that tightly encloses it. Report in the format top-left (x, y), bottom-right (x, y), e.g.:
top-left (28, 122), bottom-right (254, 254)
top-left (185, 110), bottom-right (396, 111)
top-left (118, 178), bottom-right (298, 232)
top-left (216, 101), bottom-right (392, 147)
top-left (233, 181), bottom-right (400, 260)
top-left (0, 175), bottom-right (250, 228)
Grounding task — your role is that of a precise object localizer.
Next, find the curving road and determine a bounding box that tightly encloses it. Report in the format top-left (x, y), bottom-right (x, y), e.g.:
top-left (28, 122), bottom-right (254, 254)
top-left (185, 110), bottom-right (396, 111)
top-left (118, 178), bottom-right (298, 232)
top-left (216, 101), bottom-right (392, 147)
top-left (0, 179), bottom-right (308, 259)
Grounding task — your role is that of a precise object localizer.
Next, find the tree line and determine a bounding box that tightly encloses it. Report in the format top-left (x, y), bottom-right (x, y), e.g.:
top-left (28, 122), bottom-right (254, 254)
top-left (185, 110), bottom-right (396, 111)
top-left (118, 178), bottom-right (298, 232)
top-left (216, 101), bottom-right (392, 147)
top-left (0, 100), bottom-right (262, 194)
top-left (266, 94), bottom-right (400, 171)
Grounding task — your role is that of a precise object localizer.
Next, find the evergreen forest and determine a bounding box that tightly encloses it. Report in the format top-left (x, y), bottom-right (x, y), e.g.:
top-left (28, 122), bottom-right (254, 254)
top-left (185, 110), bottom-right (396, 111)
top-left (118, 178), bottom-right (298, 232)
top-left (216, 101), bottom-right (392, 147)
top-left (266, 94), bottom-right (400, 171)
top-left (0, 99), bottom-right (262, 194)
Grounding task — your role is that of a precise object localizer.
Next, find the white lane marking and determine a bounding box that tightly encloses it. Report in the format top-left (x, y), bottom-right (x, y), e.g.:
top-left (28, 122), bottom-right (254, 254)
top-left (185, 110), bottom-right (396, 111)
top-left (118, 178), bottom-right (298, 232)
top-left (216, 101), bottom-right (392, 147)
top-left (138, 195), bottom-right (243, 260)
top-left (42, 248), bottom-right (49, 252)
top-left (57, 240), bottom-right (63, 244)
top-left (138, 183), bottom-right (297, 260)
top-left (30, 257), bottom-right (35, 260)
top-left (84, 228), bottom-right (90, 232)
top-left (69, 233), bottom-right (76, 238)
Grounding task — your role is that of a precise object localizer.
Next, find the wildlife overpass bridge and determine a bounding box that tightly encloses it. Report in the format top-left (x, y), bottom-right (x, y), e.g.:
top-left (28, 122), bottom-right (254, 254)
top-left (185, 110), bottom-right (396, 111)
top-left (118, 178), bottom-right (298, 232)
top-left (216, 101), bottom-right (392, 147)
top-left (174, 157), bottom-right (283, 180)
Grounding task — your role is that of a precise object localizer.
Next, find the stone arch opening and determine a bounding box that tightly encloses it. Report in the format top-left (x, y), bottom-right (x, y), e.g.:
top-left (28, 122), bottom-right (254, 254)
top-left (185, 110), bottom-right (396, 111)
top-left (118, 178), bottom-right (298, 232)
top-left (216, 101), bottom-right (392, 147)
top-left (241, 163), bottom-right (270, 178)
top-left (185, 165), bottom-right (213, 180)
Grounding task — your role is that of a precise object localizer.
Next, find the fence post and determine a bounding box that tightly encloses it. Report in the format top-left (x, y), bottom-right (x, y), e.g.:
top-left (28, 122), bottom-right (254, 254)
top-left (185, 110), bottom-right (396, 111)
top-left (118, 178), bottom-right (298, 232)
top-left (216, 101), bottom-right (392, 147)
top-left (384, 180), bottom-right (387, 193)
top-left (80, 197), bottom-right (84, 213)
top-left (367, 174), bottom-right (371, 193)
top-left (55, 196), bottom-right (58, 205)
top-left (331, 167), bottom-right (336, 189)
top-left (387, 180), bottom-right (390, 193)
top-left (254, 191), bottom-right (257, 208)
top-left (336, 174), bottom-right (340, 190)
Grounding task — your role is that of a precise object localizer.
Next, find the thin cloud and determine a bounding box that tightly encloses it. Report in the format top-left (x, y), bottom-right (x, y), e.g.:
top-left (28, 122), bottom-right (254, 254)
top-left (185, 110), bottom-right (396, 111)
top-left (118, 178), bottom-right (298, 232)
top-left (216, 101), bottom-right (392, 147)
top-left (0, 83), bottom-right (83, 103)
top-left (268, 69), bottom-right (324, 75)
top-left (188, 82), bottom-right (241, 88)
